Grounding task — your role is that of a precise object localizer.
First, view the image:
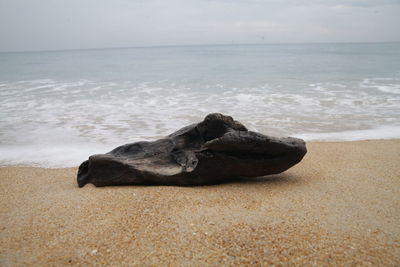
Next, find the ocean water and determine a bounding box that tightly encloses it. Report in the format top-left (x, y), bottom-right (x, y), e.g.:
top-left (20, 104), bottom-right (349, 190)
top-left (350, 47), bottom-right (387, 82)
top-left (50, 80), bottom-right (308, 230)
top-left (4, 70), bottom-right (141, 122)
top-left (1, 42), bottom-right (400, 167)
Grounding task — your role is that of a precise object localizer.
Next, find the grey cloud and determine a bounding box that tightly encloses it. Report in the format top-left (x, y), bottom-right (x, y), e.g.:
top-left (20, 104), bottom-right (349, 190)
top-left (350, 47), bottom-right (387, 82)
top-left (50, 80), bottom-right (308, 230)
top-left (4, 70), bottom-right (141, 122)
top-left (0, 0), bottom-right (399, 52)
top-left (208, 0), bottom-right (400, 6)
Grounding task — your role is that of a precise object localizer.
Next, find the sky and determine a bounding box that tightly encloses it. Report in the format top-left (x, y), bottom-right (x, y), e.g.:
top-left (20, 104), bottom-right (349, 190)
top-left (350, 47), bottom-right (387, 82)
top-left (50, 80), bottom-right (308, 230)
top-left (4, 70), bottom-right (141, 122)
top-left (0, 0), bottom-right (399, 52)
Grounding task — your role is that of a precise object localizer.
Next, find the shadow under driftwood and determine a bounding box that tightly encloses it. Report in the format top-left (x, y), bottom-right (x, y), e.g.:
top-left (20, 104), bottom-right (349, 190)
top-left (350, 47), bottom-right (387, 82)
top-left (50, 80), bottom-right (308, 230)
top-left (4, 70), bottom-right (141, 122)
top-left (83, 173), bottom-right (303, 188)
top-left (230, 173), bottom-right (303, 186)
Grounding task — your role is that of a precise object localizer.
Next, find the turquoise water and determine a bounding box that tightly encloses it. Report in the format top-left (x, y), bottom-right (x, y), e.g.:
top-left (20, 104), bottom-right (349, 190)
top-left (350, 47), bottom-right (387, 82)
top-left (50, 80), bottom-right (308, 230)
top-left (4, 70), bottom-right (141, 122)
top-left (1, 43), bottom-right (400, 166)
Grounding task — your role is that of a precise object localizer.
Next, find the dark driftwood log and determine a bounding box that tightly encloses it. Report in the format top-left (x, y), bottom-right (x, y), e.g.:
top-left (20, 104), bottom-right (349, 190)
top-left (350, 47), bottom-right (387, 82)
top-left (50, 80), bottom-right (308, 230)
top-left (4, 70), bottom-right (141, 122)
top-left (77, 113), bottom-right (307, 187)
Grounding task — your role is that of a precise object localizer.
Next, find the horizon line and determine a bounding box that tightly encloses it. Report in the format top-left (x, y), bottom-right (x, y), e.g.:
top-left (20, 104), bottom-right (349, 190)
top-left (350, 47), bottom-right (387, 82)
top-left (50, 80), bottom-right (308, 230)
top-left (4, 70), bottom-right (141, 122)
top-left (1, 40), bottom-right (400, 54)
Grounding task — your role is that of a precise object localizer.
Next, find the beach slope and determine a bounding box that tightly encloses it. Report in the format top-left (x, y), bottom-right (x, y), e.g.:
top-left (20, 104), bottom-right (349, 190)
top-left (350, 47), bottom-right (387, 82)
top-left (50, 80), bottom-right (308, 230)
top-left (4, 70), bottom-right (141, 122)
top-left (1, 140), bottom-right (399, 265)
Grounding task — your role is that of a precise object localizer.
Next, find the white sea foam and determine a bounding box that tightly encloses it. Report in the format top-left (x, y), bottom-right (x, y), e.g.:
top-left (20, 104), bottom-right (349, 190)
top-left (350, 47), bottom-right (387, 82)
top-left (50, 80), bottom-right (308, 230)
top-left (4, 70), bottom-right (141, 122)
top-left (376, 85), bottom-right (400, 94)
top-left (360, 78), bottom-right (400, 94)
top-left (0, 143), bottom-right (111, 167)
top-left (294, 126), bottom-right (400, 141)
top-left (1, 73), bottom-right (400, 166)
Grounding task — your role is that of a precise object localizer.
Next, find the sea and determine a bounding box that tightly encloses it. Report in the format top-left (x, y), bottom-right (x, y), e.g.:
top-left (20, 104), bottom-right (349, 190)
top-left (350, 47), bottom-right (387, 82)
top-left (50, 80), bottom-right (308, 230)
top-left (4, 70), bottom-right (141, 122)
top-left (1, 42), bottom-right (400, 167)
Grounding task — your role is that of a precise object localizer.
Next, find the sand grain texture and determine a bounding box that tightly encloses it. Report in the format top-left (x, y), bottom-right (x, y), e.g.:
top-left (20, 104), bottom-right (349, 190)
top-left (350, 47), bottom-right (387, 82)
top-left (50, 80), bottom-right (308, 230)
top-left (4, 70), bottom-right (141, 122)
top-left (1, 140), bottom-right (400, 266)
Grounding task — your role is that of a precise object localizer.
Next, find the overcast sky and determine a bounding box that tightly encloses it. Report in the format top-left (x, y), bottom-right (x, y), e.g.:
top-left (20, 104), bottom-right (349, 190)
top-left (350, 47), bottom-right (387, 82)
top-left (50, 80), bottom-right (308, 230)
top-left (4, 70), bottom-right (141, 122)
top-left (0, 0), bottom-right (399, 52)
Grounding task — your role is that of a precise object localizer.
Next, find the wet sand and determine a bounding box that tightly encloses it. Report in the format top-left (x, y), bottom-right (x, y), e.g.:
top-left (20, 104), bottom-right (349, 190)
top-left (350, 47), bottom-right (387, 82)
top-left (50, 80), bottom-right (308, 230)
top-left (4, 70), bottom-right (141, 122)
top-left (1, 140), bottom-right (399, 266)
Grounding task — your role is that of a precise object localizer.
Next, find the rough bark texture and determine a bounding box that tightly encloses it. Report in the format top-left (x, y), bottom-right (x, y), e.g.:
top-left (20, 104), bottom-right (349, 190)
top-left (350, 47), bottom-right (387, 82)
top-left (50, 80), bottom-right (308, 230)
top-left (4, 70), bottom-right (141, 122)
top-left (77, 113), bottom-right (307, 187)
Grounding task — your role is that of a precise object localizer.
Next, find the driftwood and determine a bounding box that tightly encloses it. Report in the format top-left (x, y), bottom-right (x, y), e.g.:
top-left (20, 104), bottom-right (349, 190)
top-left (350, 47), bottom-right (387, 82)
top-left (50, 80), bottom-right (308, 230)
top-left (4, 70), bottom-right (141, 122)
top-left (77, 113), bottom-right (307, 187)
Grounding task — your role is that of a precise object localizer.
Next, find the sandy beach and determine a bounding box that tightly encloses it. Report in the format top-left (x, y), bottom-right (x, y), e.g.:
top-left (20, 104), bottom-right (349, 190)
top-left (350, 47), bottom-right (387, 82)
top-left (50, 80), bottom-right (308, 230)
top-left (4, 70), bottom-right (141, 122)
top-left (1, 140), bottom-right (399, 266)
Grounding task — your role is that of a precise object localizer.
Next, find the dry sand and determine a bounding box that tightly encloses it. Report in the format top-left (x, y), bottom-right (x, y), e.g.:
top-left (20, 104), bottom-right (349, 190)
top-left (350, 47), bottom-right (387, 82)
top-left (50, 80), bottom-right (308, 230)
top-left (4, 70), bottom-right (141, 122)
top-left (1, 140), bottom-right (400, 266)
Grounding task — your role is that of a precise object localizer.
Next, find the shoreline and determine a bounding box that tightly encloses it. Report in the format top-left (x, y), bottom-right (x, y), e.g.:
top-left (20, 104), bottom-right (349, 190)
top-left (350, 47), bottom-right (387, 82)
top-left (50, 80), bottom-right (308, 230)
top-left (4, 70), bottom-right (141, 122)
top-left (2, 138), bottom-right (400, 169)
top-left (1, 140), bottom-right (400, 265)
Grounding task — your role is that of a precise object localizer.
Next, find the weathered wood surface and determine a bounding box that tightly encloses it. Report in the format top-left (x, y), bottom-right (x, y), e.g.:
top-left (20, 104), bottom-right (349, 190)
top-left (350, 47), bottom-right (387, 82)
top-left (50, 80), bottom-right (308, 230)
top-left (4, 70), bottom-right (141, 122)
top-left (77, 113), bottom-right (307, 187)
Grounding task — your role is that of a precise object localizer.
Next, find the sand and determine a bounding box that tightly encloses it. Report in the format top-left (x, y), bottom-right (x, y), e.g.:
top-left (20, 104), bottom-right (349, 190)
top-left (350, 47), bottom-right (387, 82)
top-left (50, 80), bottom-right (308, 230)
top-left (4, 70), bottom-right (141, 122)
top-left (1, 140), bottom-right (400, 266)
